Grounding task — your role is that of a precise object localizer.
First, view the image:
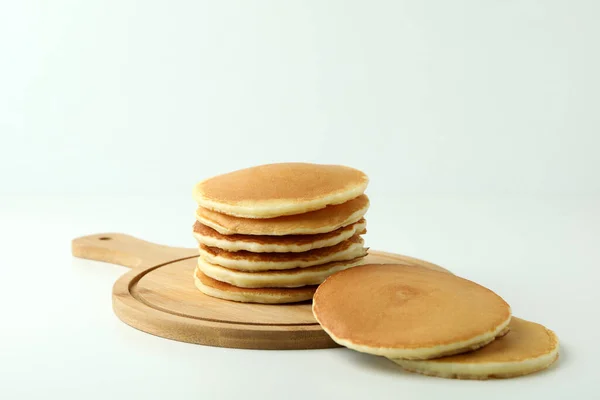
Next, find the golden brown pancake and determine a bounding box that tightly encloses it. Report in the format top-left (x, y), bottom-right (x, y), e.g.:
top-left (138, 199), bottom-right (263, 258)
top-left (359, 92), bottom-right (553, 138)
top-left (195, 194), bottom-right (369, 236)
top-left (197, 255), bottom-right (367, 288)
top-left (192, 219), bottom-right (367, 253)
top-left (198, 235), bottom-right (367, 271)
top-left (193, 268), bottom-right (317, 304)
top-left (312, 264), bottom-right (511, 359)
top-left (192, 163), bottom-right (369, 218)
top-left (390, 317), bottom-right (559, 379)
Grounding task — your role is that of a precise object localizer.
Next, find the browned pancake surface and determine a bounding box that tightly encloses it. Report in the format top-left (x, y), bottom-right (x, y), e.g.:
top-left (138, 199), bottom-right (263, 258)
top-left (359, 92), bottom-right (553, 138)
top-left (313, 264), bottom-right (511, 349)
top-left (432, 317), bottom-right (557, 364)
top-left (196, 163), bottom-right (368, 204)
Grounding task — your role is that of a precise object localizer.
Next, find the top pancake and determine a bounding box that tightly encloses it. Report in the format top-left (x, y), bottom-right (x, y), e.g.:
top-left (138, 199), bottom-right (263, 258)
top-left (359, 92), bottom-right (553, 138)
top-left (196, 194), bottom-right (369, 236)
top-left (193, 163), bottom-right (369, 218)
top-left (312, 264), bottom-right (511, 359)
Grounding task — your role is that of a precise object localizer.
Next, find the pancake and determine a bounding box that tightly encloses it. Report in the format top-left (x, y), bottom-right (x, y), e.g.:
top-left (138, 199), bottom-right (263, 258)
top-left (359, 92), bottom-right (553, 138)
top-left (193, 268), bottom-right (317, 304)
top-left (390, 317), bottom-right (559, 379)
top-left (193, 163), bottom-right (369, 218)
top-left (496, 326), bottom-right (511, 338)
top-left (197, 256), bottom-right (367, 288)
top-left (192, 219), bottom-right (367, 253)
top-left (198, 235), bottom-right (367, 271)
top-left (312, 264), bottom-right (511, 360)
top-left (195, 194), bottom-right (369, 236)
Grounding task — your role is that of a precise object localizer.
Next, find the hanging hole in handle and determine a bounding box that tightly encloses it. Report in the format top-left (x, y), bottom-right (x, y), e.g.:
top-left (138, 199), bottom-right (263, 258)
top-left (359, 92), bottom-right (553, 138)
top-left (98, 237), bottom-right (112, 241)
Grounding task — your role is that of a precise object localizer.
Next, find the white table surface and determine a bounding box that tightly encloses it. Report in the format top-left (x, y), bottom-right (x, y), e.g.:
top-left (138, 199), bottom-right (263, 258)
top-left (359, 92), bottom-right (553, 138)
top-left (1, 193), bottom-right (598, 399)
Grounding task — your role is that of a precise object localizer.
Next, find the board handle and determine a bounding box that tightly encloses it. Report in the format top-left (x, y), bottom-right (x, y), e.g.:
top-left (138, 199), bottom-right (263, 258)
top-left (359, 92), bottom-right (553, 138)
top-left (71, 233), bottom-right (198, 269)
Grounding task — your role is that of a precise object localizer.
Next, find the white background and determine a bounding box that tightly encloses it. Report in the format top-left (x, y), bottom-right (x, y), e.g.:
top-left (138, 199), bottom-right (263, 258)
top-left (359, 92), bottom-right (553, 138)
top-left (1, 1), bottom-right (598, 399)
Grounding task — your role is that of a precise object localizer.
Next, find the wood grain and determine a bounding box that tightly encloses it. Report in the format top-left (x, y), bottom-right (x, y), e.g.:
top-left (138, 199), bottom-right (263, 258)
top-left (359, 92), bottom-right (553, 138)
top-left (72, 233), bottom-right (450, 350)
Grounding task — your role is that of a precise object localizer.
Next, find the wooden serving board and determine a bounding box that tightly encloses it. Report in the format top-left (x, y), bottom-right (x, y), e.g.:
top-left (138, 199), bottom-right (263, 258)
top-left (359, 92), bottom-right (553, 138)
top-left (72, 233), bottom-right (450, 350)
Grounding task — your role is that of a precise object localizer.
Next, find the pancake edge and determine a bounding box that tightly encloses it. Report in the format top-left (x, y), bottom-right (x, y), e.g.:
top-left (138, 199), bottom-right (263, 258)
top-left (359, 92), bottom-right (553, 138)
top-left (193, 182), bottom-right (368, 219)
top-left (192, 220), bottom-right (367, 253)
top-left (389, 330), bottom-right (559, 379)
top-left (195, 201), bottom-right (369, 236)
top-left (197, 237), bottom-right (367, 271)
top-left (197, 256), bottom-right (368, 288)
top-left (312, 307), bottom-right (512, 360)
top-left (193, 272), bottom-right (315, 304)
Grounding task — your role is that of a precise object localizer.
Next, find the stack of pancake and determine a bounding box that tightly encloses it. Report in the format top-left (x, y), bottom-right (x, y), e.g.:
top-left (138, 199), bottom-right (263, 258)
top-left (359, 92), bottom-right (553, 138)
top-left (191, 163), bottom-right (370, 304)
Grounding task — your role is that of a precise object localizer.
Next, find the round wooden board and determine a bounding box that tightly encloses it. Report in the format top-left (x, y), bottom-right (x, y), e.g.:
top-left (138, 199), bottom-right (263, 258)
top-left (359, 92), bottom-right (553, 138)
top-left (72, 233), bottom-right (450, 350)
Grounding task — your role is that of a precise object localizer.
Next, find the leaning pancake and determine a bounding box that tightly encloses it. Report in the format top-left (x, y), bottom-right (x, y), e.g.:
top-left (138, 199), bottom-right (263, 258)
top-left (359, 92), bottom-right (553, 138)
top-left (312, 264), bottom-right (511, 360)
top-left (193, 268), bottom-right (316, 304)
top-left (195, 194), bottom-right (369, 236)
top-left (192, 219), bottom-right (367, 253)
top-left (197, 256), bottom-right (366, 288)
top-left (193, 163), bottom-right (369, 218)
top-left (198, 235), bottom-right (367, 271)
top-left (390, 317), bottom-right (559, 379)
